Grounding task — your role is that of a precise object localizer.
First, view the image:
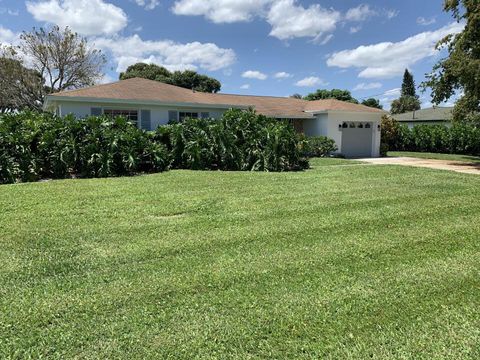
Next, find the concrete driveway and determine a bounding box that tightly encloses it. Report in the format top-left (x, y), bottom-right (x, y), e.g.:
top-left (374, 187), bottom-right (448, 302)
top-left (358, 157), bottom-right (480, 175)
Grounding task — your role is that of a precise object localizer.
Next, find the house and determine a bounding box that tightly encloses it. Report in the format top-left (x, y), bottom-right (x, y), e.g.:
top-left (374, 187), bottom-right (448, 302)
top-left (393, 107), bottom-right (453, 129)
top-left (43, 78), bottom-right (385, 158)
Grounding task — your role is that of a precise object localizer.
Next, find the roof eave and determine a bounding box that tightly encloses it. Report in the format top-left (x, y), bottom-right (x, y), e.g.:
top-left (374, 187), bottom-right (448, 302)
top-left (305, 109), bottom-right (386, 115)
top-left (44, 95), bottom-right (251, 110)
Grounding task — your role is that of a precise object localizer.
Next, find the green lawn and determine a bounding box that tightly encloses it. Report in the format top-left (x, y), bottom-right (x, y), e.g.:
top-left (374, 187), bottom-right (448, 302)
top-left (1, 159), bottom-right (480, 359)
top-left (388, 151), bottom-right (480, 163)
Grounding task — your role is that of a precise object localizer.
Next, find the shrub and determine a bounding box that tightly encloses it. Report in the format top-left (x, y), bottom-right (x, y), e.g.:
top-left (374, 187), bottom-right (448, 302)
top-left (380, 143), bottom-right (389, 157)
top-left (0, 112), bottom-right (171, 184)
top-left (302, 136), bottom-right (337, 157)
top-left (387, 122), bottom-right (480, 156)
top-left (380, 115), bottom-right (401, 155)
top-left (156, 109), bottom-right (309, 171)
top-left (1, 109), bottom-right (309, 184)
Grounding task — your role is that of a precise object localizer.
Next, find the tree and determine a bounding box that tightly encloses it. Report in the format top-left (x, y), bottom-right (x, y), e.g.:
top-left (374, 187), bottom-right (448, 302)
top-left (19, 26), bottom-right (106, 93)
top-left (0, 47), bottom-right (44, 112)
top-left (390, 68), bottom-right (420, 114)
top-left (390, 96), bottom-right (421, 115)
top-left (361, 98), bottom-right (383, 109)
top-left (290, 93), bottom-right (302, 99)
top-left (303, 89), bottom-right (359, 103)
top-left (120, 63), bottom-right (222, 93)
top-left (401, 69), bottom-right (417, 98)
top-left (170, 70), bottom-right (221, 93)
top-left (423, 0), bottom-right (480, 124)
top-left (119, 63), bottom-right (171, 83)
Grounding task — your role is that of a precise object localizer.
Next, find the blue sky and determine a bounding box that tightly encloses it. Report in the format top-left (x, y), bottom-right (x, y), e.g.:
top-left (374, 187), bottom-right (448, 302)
top-left (0, 0), bottom-right (463, 108)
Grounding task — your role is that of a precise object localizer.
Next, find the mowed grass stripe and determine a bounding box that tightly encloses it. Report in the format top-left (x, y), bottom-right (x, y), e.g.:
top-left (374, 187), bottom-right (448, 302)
top-left (0, 159), bottom-right (479, 358)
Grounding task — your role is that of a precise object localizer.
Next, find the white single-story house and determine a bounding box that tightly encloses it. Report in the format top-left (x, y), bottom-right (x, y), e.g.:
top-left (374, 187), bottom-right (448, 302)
top-left (44, 78), bottom-right (385, 158)
top-left (393, 107), bottom-right (453, 129)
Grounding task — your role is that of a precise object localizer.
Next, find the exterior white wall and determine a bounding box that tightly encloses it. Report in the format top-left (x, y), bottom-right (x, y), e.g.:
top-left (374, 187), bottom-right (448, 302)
top-left (54, 99), bottom-right (382, 157)
top-left (57, 101), bottom-right (227, 130)
top-left (327, 112), bottom-right (382, 157)
top-left (303, 112), bottom-right (382, 157)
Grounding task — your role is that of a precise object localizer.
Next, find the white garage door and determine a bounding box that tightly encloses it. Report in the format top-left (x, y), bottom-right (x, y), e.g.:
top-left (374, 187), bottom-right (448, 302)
top-left (341, 122), bottom-right (373, 158)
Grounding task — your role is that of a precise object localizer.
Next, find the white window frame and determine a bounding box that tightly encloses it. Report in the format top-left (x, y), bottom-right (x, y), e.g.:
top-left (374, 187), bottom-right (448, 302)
top-left (103, 108), bottom-right (139, 127)
top-left (179, 111), bottom-right (199, 122)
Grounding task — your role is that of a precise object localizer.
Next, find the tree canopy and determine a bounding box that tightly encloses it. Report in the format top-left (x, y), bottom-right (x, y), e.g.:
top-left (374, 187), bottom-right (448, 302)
top-left (361, 98), bottom-right (383, 109)
top-left (0, 47), bottom-right (44, 112)
top-left (423, 0), bottom-right (480, 124)
top-left (390, 69), bottom-right (421, 114)
top-left (19, 26), bottom-right (106, 93)
top-left (120, 63), bottom-right (222, 93)
top-left (390, 96), bottom-right (421, 115)
top-left (401, 69), bottom-right (417, 98)
top-left (303, 89), bottom-right (359, 103)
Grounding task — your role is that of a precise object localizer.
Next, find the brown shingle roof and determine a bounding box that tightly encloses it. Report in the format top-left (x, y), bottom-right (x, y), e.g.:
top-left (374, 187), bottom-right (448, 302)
top-left (304, 98), bottom-right (384, 113)
top-left (50, 78), bottom-right (384, 118)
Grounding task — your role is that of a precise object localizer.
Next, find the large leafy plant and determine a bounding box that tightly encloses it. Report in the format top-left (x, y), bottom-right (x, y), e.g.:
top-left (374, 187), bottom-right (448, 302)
top-left (156, 109), bottom-right (309, 172)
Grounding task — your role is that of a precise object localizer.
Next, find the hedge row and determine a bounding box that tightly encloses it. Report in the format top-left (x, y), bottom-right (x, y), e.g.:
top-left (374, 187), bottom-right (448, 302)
top-left (382, 119), bottom-right (480, 156)
top-left (155, 110), bottom-right (310, 171)
top-left (0, 112), bottom-right (170, 184)
top-left (0, 109), bottom-right (313, 184)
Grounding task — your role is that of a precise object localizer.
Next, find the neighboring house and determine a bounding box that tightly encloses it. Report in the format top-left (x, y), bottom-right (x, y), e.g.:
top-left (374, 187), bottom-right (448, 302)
top-left (393, 107), bottom-right (453, 129)
top-left (43, 78), bottom-right (385, 158)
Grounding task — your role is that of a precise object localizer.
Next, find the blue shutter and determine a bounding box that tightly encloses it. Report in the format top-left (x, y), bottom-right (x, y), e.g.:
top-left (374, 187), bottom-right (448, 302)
top-left (168, 110), bottom-right (178, 123)
top-left (91, 107), bottom-right (102, 116)
top-left (201, 112), bottom-right (210, 119)
top-left (141, 110), bottom-right (151, 131)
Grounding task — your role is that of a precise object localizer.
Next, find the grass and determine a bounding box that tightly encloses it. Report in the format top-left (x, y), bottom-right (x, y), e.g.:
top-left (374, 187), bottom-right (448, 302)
top-left (388, 151), bottom-right (480, 163)
top-left (1, 158), bottom-right (480, 359)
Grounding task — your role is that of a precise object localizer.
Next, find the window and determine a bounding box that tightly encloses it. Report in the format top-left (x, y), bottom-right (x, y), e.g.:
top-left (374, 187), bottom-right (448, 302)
top-left (288, 119), bottom-right (303, 133)
top-left (103, 109), bottom-right (139, 126)
top-left (349, 123), bottom-right (356, 128)
top-left (179, 112), bottom-right (199, 121)
top-left (365, 123), bottom-right (371, 129)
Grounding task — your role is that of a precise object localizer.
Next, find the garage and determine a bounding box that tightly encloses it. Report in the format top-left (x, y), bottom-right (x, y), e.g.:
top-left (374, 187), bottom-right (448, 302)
top-left (341, 122), bottom-right (373, 158)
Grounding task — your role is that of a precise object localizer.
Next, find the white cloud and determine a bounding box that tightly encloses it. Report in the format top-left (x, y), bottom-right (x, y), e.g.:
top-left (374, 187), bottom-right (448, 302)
top-left (0, 7), bottom-right (19, 16)
top-left (295, 76), bottom-right (328, 87)
top-left (385, 9), bottom-right (399, 19)
top-left (26, 0), bottom-right (128, 36)
top-left (383, 88), bottom-right (401, 98)
top-left (0, 26), bottom-right (18, 46)
top-left (326, 22), bottom-right (464, 79)
top-left (172, 0), bottom-right (271, 23)
top-left (417, 16), bottom-right (436, 26)
top-left (99, 73), bottom-right (116, 84)
top-left (94, 34), bottom-right (236, 72)
top-left (353, 82), bottom-right (382, 91)
top-left (274, 71), bottom-right (292, 79)
top-left (317, 34), bottom-right (334, 45)
top-left (379, 88), bottom-right (401, 110)
top-left (242, 70), bottom-right (267, 80)
top-left (172, 0), bottom-right (340, 41)
top-left (240, 84), bottom-right (250, 89)
top-left (135, 0), bottom-right (160, 10)
top-left (345, 4), bottom-right (376, 22)
top-left (267, 0), bottom-right (340, 40)
top-left (349, 26), bottom-right (361, 34)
